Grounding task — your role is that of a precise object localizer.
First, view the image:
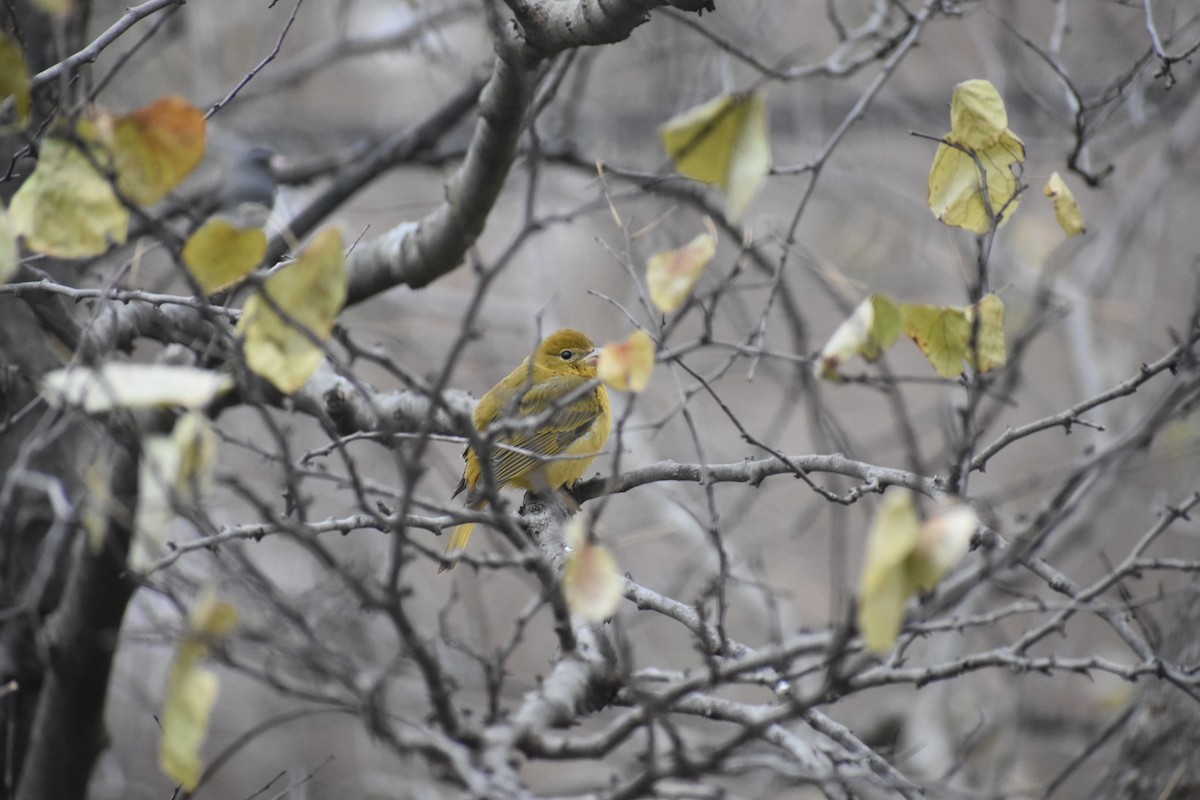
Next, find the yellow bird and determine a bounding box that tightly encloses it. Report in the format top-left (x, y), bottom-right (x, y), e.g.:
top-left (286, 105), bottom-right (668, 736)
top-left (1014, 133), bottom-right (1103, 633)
top-left (440, 329), bottom-right (612, 572)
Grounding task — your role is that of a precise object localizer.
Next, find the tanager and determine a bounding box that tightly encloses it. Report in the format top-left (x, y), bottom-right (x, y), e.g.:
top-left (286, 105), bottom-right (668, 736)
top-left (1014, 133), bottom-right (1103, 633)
top-left (441, 329), bottom-right (612, 572)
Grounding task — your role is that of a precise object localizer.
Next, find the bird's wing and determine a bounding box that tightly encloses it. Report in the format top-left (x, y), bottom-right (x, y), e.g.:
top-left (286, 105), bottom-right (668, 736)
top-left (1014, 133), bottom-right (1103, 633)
top-left (481, 376), bottom-right (599, 488)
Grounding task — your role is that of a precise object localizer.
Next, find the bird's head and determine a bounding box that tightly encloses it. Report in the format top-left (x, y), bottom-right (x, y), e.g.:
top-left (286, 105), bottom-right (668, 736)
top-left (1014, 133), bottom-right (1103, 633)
top-left (536, 329), bottom-right (602, 376)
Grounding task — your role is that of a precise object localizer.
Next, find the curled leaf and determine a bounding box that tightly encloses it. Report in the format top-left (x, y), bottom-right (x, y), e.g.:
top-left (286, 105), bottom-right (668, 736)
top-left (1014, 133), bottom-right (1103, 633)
top-left (928, 80), bottom-right (1025, 234)
top-left (160, 593), bottom-right (238, 791)
top-left (1044, 171), bottom-right (1086, 238)
top-left (646, 228), bottom-right (716, 314)
top-left (661, 93), bottom-right (770, 221)
top-left (598, 329), bottom-right (655, 392)
top-left (948, 79), bottom-right (1010, 150)
top-left (965, 293), bottom-right (1006, 373)
top-left (815, 294), bottom-right (902, 380)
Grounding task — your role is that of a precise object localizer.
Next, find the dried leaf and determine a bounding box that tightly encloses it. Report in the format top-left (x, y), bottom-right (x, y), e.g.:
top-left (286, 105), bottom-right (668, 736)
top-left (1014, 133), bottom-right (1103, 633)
top-left (646, 230), bottom-right (716, 314)
top-left (41, 364), bottom-right (232, 413)
top-left (562, 517), bottom-right (623, 622)
top-left (130, 413), bottom-right (215, 573)
top-left (110, 95), bottom-right (206, 206)
top-left (900, 303), bottom-right (972, 379)
top-left (183, 218), bottom-right (268, 294)
top-left (237, 227), bottom-right (346, 394)
top-left (661, 93), bottom-right (770, 220)
top-left (948, 79), bottom-right (1009, 150)
top-left (858, 489), bottom-right (921, 653)
top-left (160, 593), bottom-right (238, 791)
top-left (598, 329), bottom-right (655, 392)
top-left (9, 137), bottom-right (129, 258)
top-left (0, 32), bottom-right (31, 133)
top-left (859, 491), bottom-right (976, 653)
top-left (815, 294), bottom-right (902, 380)
top-left (928, 80), bottom-right (1025, 234)
top-left (965, 293), bottom-right (1006, 373)
top-left (1044, 171), bottom-right (1086, 238)
top-left (910, 502), bottom-right (978, 592)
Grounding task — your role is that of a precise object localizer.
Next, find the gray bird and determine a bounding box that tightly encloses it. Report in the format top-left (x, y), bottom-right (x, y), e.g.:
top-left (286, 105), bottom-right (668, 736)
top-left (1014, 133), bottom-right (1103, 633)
top-left (215, 146), bottom-right (281, 229)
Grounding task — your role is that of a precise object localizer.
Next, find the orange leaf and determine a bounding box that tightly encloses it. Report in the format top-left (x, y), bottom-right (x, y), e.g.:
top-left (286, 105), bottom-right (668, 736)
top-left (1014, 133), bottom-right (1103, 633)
top-left (111, 96), bottom-right (206, 206)
top-left (598, 329), bottom-right (655, 393)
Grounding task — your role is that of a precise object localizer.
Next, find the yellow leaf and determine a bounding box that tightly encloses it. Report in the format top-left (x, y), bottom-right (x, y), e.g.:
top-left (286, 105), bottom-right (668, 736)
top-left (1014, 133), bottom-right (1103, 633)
top-left (928, 80), bottom-right (1025, 234)
top-left (660, 93), bottom-right (770, 221)
top-left (131, 434), bottom-right (179, 573)
top-left (815, 294), bottom-right (902, 380)
top-left (964, 293), bottom-right (1006, 373)
top-left (183, 218), bottom-right (268, 294)
top-left (901, 303), bottom-right (972, 378)
top-left (948, 79), bottom-right (1009, 150)
top-left (0, 206), bottom-right (16, 283)
top-left (858, 488), bottom-right (921, 653)
top-left (646, 229), bottom-right (716, 313)
top-left (562, 517), bottom-right (623, 622)
top-left (174, 412), bottom-right (217, 498)
top-left (81, 459), bottom-right (113, 552)
top-left (0, 32), bottom-right (31, 133)
top-left (237, 227), bottom-right (347, 394)
top-left (161, 659), bottom-right (217, 791)
top-left (41, 363), bottom-right (233, 412)
top-left (1044, 171), bottom-right (1086, 238)
top-left (110, 95), bottom-right (206, 206)
top-left (598, 329), bottom-right (655, 392)
top-left (910, 502), bottom-right (977, 592)
top-left (32, 0), bottom-right (73, 13)
top-left (160, 594), bottom-right (237, 791)
top-left (132, 415), bottom-right (214, 574)
top-left (189, 591), bottom-right (240, 640)
top-left (928, 132), bottom-right (1024, 234)
top-left (9, 137), bottom-right (129, 258)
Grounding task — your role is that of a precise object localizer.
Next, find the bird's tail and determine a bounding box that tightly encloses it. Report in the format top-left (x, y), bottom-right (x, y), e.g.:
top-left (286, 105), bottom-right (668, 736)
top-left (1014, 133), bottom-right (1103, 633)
top-left (439, 500), bottom-right (486, 573)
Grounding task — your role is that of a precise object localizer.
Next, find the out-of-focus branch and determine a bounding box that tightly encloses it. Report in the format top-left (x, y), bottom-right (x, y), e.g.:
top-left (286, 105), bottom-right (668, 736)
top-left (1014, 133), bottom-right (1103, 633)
top-left (229, 5), bottom-right (477, 104)
top-left (14, 442), bottom-right (138, 800)
top-left (341, 50), bottom-right (533, 304)
top-left (267, 72), bottom-right (488, 274)
top-left (30, 0), bottom-right (186, 89)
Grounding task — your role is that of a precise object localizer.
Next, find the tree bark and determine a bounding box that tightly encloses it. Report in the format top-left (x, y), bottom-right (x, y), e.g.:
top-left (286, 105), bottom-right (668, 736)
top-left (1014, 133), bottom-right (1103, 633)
top-left (13, 443), bottom-right (138, 800)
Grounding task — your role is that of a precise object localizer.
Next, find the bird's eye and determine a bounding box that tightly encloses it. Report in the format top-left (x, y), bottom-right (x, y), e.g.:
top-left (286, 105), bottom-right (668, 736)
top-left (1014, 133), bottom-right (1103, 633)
top-left (559, 349), bottom-right (574, 360)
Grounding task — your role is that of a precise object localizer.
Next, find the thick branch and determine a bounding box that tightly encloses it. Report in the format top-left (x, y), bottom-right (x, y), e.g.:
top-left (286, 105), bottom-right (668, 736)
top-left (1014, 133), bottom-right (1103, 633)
top-left (343, 50), bottom-right (535, 304)
top-left (15, 443), bottom-right (138, 800)
top-left (504, 0), bottom-right (715, 56)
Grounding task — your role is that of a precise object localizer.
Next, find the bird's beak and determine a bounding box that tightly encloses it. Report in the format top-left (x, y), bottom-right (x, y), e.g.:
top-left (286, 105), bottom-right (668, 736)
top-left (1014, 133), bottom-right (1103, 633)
top-left (582, 347), bottom-right (603, 367)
